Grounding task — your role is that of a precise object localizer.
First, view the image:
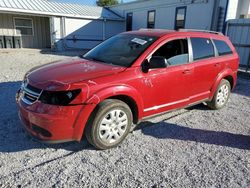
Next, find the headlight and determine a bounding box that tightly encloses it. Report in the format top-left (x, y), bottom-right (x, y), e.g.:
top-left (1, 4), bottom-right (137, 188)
top-left (39, 89), bottom-right (81, 106)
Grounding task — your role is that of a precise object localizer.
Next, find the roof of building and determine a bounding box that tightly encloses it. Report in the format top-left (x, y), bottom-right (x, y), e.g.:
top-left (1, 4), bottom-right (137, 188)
top-left (0, 0), bottom-right (123, 20)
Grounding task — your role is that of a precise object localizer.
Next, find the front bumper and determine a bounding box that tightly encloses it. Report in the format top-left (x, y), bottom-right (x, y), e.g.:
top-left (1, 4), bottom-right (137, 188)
top-left (16, 90), bottom-right (85, 142)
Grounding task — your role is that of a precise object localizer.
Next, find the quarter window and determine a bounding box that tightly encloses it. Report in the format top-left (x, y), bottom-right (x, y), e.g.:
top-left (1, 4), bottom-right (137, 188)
top-left (152, 39), bottom-right (189, 66)
top-left (213, 39), bottom-right (233, 56)
top-left (147, 10), bottom-right (155, 29)
top-left (14, 18), bottom-right (33, 36)
top-left (191, 38), bottom-right (215, 61)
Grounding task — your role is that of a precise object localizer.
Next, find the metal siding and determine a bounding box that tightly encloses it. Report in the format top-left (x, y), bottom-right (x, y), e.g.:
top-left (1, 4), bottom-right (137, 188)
top-left (105, 20), bottom-right (125, 38)
top-left (156, 7), bottom-right (176, 29)
top-left (111, 0), bottom-right (214, 30)
top-left (63, 18), bottom-right (103, 49)
top-left (0, 13), bottom-right (50, 48)
top-left (52, 17), bottom-right (124, 50)
top-left (226, 19), bottom-right (250, 68)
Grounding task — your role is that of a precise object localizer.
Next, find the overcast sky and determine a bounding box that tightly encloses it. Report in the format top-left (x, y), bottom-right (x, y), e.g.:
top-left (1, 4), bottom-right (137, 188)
top-left (51, 0), bottom-right (137, 6)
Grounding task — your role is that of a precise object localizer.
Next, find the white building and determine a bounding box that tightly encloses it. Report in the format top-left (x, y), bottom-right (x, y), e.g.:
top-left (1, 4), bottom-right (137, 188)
top-left (226, 0), bottom-right (250, 20)
top-left (111, 0), bottom-right (250, 33)
top-left (0, 0), bottom-right (124, 50)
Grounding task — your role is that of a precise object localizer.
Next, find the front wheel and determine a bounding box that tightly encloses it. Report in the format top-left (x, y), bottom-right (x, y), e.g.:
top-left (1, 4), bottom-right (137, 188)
top-left (85, 99), bottom-right (132, 150)
top-left (207, 79), bottom-right (231, 110)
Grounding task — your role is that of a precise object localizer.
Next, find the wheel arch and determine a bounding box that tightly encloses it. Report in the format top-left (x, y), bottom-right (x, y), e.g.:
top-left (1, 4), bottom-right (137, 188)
top-left (223, 75), bottom-right (234, 89)
top-left (74, 85), bottom-right (144, 141)
top-left (210, 69), bottom-right (235, 99)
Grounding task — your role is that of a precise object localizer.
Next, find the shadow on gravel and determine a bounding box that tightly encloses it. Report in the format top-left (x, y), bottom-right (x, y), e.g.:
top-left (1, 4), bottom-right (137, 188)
top-left (139, 121), bottom-right (250, 150)
top-left (0, 81), bottom-right (93, 153)
top-left (233, 77), bottom-right (250, 97)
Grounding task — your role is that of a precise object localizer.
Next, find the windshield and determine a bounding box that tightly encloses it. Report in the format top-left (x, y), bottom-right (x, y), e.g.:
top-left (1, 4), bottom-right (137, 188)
top-left (83, 34), bottom-right (158, 67)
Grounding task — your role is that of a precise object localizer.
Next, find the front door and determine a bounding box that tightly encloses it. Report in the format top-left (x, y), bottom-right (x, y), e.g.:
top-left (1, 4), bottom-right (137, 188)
top-left (141, 38), bottom-right (194, 117)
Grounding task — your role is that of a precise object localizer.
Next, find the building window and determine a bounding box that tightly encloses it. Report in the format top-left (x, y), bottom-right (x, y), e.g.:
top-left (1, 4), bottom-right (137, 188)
top-left (175, 7), bottom-right (186, 30)
top-left (191, 38), bottom-right (215, 61)
top-left (126, 13), bottom-right (133, 31)
top-left (147, 10), bottom-right (155, 28)
top-left (14, 18), bottom-right (33, 36)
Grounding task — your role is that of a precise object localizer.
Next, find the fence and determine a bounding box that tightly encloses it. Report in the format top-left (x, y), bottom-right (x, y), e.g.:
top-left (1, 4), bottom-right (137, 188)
top-left (226, 19), bottom-right (250, 71)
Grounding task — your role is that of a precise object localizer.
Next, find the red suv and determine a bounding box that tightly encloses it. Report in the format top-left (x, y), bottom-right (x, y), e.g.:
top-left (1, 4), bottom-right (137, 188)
top-left (16, 29), bottom-right (239, 149)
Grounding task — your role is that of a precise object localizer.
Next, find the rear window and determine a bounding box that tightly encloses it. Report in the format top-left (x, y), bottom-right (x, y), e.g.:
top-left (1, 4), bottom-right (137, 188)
top-left (213, 39), bottom-right (233, 56)
top-left (191, 38), bottom-right (215, 61)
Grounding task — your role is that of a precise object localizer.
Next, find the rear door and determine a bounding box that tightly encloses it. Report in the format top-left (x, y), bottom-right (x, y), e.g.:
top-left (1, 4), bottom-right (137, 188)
top-left (188, 37), bottom-right (220, 103)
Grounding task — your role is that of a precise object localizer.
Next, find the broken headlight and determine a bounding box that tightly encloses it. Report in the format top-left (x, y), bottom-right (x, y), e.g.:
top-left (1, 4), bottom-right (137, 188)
top-left (39, 89), bottom-right (81, 106)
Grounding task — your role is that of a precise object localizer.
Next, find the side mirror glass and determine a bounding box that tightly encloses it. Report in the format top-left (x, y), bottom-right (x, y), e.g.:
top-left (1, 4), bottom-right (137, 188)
top-left (149, 56), bottom-right (168, 69)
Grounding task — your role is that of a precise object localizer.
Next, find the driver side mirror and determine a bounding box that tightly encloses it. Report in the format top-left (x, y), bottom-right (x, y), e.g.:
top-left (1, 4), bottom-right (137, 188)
top-left (141, 56), bottom-right (168, 73)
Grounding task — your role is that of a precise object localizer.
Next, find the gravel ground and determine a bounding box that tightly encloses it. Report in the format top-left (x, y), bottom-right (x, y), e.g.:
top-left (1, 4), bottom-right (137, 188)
top-left (0, 49), bottom-right (249, 188)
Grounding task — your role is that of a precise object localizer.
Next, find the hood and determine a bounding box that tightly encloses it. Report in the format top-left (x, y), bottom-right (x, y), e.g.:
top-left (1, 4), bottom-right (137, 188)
top-left (27, 58), bottom-right (126, 90)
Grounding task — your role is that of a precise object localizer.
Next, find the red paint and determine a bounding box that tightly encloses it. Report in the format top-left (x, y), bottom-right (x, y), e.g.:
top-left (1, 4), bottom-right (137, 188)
top-left (16, 30), bottom-right (239, 143)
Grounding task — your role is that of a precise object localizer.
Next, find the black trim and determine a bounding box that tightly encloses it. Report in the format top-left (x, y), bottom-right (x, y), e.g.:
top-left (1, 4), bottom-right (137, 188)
top-left (147, 10), bottom-right (156, 29)
top-left (175, 6), bottom-right (187, 30)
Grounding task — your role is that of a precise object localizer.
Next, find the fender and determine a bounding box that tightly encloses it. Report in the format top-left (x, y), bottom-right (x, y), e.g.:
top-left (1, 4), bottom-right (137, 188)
top-left (72, 85), bottom-right (144, 141)
top-left (87, 85), bottom-right (144, 118)
top-left (209, 68), bottom-right (235, 99)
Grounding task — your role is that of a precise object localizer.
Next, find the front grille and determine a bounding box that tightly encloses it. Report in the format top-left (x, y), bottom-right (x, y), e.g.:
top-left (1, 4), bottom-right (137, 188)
top-left (21, 84), bottom-right (42, 105)
top-left (26, 84), bottom-right (42, 93)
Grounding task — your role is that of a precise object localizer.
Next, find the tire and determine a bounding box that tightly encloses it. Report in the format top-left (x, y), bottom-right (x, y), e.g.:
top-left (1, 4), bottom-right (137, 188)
top-left (207, 79), bottom-right (231, 110)
top-left (85, 99), bottom-right (133, 150)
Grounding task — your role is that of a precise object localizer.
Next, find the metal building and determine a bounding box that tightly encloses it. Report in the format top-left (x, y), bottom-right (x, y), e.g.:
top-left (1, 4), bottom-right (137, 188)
top-left (0, 0), bottom-right (124, 50)
top-left (110, 0), bottom-right (250, 33)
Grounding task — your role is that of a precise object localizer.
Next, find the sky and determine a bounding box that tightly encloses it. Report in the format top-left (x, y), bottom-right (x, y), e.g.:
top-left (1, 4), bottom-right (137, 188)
top-left (51, 0), bottom-right (137, 6)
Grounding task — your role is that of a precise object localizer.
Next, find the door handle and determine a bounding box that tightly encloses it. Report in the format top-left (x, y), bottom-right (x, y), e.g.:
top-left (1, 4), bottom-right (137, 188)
top-left (183, 69), bottom-right (191, 74)
top-left (214, 63), bottom-right (221, 67)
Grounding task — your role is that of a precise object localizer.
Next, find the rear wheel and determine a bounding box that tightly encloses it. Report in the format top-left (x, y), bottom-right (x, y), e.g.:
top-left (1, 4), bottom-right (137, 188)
top-left (85, 99), bottom-right (132, 150)
top-left (207, 79), bottom-right (231, 110)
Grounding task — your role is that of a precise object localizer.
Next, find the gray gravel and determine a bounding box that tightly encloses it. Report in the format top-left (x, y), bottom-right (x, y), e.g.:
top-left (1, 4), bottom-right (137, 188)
top-left (0, 49), bottom-right (249, 188)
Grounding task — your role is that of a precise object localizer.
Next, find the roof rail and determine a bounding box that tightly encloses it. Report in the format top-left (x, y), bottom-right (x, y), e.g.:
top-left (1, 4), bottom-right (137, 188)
top-left (178, 29), bottom-right (223, 35)
top-left (139, 28), bottom-right (174, 32)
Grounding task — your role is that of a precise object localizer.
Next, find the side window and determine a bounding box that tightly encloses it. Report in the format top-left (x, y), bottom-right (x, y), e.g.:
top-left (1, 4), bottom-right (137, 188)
top-left (191, 38), bottom-right (215, 61)
top-left (152, 39), bottom-right (189, 66)
top-left (213, 39), bottom-right (233, 56)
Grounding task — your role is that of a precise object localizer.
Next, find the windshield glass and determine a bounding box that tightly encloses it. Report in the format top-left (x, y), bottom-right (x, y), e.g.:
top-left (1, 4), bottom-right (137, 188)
top-left (83, 34), bottom-right (158, 67)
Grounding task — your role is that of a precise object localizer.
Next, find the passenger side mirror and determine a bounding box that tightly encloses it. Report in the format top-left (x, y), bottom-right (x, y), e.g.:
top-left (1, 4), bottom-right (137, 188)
top-left (141, 59), bottom-right (150, 73)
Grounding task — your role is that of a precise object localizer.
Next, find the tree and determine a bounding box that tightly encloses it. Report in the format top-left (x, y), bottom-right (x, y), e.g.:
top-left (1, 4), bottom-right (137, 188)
top-left (96, 0), bottom-right (118, 6)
